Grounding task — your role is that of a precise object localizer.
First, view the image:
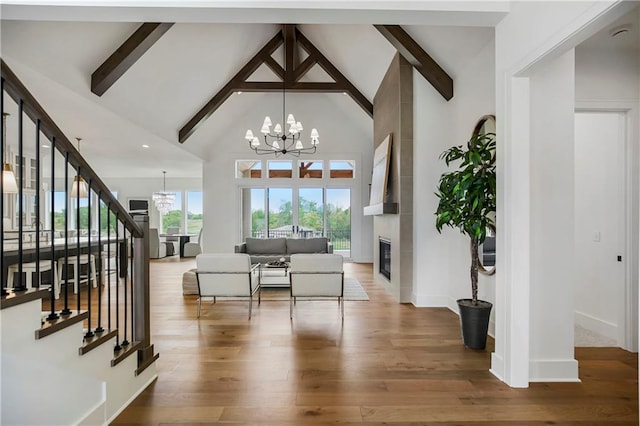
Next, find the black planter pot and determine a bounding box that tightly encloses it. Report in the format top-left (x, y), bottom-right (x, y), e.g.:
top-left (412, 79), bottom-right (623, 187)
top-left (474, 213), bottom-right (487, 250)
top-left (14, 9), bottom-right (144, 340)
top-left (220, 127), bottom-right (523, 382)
top-left (457, 299), bottom-right (493, 350)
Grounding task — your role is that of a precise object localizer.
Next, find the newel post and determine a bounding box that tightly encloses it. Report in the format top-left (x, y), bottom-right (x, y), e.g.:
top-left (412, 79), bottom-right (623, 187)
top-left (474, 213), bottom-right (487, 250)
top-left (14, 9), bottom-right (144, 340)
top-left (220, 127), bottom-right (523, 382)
top-left (133, 215), bottom-right (158, 374)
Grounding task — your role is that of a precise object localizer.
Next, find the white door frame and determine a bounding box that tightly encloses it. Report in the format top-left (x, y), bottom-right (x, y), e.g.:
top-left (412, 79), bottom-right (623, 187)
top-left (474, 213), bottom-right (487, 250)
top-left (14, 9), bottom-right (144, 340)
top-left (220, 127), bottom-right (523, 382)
top-left (576, 101), bottom-right (639, 352)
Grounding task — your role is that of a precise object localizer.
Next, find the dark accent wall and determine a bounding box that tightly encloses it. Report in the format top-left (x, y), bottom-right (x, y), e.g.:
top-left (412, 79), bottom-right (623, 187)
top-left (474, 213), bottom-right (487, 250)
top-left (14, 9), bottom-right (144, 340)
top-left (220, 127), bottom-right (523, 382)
top-left (372, 53), bottom-right (413, 302)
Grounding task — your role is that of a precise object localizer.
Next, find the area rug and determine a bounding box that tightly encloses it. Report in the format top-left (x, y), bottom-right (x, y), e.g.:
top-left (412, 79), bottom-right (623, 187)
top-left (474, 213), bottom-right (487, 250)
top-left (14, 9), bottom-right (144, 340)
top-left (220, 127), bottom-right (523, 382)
top-left (212, 278), bottom-right (369, 301)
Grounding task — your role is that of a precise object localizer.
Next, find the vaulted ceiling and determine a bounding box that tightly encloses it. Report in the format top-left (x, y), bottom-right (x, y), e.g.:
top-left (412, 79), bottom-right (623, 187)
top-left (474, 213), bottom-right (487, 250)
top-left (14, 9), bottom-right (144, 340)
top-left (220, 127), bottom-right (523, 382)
top-left (0, 2), bottom-right (501, 178)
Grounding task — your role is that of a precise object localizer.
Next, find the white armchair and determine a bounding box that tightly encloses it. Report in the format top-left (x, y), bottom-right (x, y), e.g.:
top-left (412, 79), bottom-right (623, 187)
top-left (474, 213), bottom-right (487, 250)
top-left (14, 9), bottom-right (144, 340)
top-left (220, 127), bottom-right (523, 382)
top-left (195, 253), bottom-right (260, 319)
top-left (289, 253), bottom-right (344, 319)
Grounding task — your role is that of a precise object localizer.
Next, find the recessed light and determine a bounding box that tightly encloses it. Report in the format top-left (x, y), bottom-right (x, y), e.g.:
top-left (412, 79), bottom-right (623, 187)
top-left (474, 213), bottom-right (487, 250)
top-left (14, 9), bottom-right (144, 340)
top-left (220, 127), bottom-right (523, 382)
top-left (237, 91), bottom-right (243, 95)
top-left (142, 144), bottom-right (150, 148)
top-left (41, 144), bottom-right (50, 148)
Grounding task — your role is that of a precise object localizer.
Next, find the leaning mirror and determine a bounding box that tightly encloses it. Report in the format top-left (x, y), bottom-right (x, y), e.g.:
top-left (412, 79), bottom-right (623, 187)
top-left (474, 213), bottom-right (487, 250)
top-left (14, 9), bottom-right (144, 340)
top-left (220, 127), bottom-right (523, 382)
top-left (473, 115), bottom-right (496, 276)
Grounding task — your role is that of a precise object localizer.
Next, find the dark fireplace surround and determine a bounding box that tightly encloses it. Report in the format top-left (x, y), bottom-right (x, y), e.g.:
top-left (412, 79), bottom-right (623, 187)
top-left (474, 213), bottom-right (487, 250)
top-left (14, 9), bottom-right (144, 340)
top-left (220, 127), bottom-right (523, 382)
top-left (379, 238), bottom-right (391, 280)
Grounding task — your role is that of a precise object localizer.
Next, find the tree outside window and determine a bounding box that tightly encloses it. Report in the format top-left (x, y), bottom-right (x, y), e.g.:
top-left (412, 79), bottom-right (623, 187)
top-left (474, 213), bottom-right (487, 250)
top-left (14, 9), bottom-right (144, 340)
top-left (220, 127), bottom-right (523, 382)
top-left (187, 191), bottom-right (203, 234)
top-left (161, 192), bottom-right (182, 233)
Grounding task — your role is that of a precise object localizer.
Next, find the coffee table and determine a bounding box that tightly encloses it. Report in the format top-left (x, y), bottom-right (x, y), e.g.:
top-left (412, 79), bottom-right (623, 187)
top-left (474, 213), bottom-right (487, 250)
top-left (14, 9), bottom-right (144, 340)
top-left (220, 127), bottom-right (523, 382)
top-left (259, 261), bottom-right (290, 287)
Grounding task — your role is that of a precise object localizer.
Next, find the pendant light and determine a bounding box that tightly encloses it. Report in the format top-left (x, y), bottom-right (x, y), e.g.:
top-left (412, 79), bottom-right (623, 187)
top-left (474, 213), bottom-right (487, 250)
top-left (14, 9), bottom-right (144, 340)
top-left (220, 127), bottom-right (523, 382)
top-left (70, 137), bottom-right (88, 198)
top-left (2, 112), bottom-right (18, 193)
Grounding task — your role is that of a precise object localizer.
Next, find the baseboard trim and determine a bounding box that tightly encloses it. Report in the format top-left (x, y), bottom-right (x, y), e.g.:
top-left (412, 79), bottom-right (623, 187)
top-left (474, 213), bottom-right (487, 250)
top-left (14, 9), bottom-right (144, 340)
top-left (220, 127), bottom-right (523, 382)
top-left (490, 352), bottom-right (505, 382)
top-left (529, 358), bottom-right (580, 382)
top-left (574, 310), bottom-right (617, 339)
top-left (411, 294), bottom-right (450, 307)
top-left (77, 388), bottom-right (106, 426)
top-left (106, 373), bottom-right (158, 425)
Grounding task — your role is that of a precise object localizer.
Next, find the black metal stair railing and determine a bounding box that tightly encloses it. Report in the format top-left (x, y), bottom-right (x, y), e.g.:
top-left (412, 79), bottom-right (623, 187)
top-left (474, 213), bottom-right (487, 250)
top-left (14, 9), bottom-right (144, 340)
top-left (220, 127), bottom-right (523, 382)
top-left (0, 59), bottom-right (157, 371)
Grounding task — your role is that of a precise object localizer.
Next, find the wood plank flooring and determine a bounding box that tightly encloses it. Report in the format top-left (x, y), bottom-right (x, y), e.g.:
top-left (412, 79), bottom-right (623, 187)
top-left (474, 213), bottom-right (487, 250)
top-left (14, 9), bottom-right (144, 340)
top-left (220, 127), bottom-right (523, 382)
top-left (112, 258), bottom-right (638, 425)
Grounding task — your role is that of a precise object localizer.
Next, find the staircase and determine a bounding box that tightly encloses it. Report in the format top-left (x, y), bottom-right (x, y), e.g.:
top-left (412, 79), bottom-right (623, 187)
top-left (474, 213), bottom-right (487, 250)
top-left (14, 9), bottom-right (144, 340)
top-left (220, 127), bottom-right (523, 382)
top-left (1, 59), bottom-right (158, 425)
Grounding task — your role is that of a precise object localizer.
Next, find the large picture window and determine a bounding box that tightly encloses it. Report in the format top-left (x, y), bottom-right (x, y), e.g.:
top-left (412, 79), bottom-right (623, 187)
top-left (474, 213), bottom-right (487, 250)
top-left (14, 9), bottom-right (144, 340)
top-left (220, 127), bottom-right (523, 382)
top-left (187, 191), bottom-right (203, 234)
top-left (161, 192), bottom-right (182, 233)
top-left (242, 187), bottom-right (351, 258)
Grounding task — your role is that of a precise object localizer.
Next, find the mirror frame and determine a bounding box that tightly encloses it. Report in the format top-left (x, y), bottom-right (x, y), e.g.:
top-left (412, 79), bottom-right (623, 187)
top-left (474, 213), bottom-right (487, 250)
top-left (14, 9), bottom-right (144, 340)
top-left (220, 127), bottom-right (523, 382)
top-left (473, 115), bottom-right (496, 276)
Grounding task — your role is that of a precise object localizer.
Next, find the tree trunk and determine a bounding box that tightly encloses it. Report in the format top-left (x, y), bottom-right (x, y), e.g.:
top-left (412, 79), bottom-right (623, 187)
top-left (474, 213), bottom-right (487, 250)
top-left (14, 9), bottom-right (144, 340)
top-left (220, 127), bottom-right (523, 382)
top-left (469, 238), bottom-right (479, 305)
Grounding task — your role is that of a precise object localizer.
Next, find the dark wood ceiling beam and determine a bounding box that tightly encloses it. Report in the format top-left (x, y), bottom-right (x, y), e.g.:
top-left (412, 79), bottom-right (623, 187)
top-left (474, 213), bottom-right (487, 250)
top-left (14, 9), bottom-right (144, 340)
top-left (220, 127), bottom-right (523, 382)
top-left (179, 31), bottom-right (284, 143)
top-left (91, 22), bottom-right (174, 96)
top-left (295, 28), bottom-right (373, 117)
top-left (264, 56), bottom-right (285, 80)
top-left (237, 81), bottom-right (353, 92)
top-left (294, 56), bottom-right (317, 82)
top-left (375, 24), bottom-right (453, 101)
top-left (283, 24), bottom-right (296, 84)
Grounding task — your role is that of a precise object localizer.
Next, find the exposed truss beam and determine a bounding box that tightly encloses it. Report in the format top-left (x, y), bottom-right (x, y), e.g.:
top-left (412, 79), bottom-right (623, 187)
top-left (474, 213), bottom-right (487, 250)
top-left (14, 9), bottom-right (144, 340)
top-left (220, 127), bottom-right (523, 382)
top-left (375, 25), bottom-right (453, 101)
top-left (295, 28), bottom-right (373, 118)
top-left (236, 81), bottom-right (359, 92)
top-left (179, 25), bottom-right (373, 144)
top-left (178, 31), bottom-right (284, 144)
top-left (91, 23), bottom-right (174, 96)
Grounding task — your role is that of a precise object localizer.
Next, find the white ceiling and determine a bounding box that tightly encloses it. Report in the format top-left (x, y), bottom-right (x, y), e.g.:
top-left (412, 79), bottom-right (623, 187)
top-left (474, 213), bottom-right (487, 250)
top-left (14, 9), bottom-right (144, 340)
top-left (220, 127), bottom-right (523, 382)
top-left (0, 1), bottom-right (501, 178)
top-left (578, 5), bottom-right (640, 51)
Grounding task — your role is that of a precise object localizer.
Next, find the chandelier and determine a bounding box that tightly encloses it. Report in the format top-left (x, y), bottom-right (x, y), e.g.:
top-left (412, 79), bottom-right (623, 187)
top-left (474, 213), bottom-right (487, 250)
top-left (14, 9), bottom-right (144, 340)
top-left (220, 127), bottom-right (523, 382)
top-left (244, 38), bottom-right (319, 157)
top-left (244, 113), bottom-right (319, 157)
top-left (152, 171), bottom-right (175, 214)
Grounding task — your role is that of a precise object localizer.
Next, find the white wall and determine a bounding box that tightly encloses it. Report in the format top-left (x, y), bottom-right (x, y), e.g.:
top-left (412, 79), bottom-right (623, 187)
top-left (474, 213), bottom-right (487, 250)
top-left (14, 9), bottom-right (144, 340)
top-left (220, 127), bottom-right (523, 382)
top-left (412, 37), bottom-right (496, 317)
top-left (529, 49), bottom-right (578, 382)
top-left (574, 43), bottom-right (640, 350)
top-left (574, 111), bottom-right (627, 341)
top-left (103, 177), bottom-right (202, 230)
top-left (202, 93), bottom-right (373, 261)
top-left (492, 0), bottom-right (630, 387)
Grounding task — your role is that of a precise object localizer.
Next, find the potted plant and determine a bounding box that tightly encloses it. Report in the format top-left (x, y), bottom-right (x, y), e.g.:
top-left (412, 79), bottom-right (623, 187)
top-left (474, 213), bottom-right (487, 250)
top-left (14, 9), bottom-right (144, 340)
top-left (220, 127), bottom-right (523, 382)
top-left (435, 130), bottom-right (496, 349)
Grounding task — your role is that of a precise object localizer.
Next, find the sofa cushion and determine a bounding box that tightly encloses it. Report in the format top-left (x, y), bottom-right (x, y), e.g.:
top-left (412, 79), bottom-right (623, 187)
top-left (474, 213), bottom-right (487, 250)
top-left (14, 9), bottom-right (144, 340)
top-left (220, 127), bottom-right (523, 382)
top-left (245, 237), bottom-right (286, 255)
top-left (286, 237), bottom-right (328, 254)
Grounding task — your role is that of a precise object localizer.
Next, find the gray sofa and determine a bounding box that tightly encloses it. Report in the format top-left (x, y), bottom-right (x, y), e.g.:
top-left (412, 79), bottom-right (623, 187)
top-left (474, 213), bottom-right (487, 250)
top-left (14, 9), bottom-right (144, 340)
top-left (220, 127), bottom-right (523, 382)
top-left (234, 237), bottom-right (333, 264)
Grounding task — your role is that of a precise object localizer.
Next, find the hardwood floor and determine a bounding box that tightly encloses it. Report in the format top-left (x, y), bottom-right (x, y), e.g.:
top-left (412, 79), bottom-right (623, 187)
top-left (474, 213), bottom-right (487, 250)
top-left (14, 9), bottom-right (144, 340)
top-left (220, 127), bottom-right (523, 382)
top-left (112, 258), bottom-right (638, 425)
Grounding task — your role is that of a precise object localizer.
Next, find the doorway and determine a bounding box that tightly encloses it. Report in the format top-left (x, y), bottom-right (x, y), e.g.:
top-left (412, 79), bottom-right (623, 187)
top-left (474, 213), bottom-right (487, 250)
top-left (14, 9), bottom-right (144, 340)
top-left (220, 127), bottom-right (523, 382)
top-left (574, 110), bottom-right (633, 349)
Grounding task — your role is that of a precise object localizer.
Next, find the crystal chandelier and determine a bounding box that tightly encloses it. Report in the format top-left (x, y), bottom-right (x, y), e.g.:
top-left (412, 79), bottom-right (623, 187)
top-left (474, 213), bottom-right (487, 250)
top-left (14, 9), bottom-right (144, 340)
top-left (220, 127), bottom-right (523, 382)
top-left (152, 171), bottom-right (175, 214)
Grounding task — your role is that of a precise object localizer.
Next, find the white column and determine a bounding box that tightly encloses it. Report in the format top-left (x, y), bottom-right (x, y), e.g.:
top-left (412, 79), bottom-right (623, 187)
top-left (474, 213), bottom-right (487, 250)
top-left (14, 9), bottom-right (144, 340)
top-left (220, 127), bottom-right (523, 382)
top-left (491, 75), bottom-right (531, 387)
top-left (528, 49), bottom-right (579, 382)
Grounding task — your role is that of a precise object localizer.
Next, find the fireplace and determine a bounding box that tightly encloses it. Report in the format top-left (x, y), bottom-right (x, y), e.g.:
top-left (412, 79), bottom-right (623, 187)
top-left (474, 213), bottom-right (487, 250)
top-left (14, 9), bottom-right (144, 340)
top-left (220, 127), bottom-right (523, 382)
top-left (379, 238), bottom-right (391, 280)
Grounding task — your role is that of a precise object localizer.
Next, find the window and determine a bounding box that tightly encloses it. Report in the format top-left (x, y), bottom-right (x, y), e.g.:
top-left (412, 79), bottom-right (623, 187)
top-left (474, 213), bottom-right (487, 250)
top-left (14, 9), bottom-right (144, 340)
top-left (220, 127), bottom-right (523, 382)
top-left (236, 160), bottom-right (262, 179)
top-left (268, 160), bottom-right (292, 178)
top-left (161, 192), bottom-right (182, 233)
top-left (186, 191), bottom-right (203, 234)
top-left (298, 161), bottom-right (323, 178)
top-left (330, 160), bottom-right (355, 178)
top-left (53, 191), bottom-right (66, 232)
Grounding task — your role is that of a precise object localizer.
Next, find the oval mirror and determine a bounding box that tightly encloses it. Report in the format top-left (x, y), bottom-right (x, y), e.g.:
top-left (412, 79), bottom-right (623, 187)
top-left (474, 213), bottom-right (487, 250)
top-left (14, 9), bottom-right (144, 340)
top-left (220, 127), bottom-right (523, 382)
top-left (474, 115), bottom-right (496, 276)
